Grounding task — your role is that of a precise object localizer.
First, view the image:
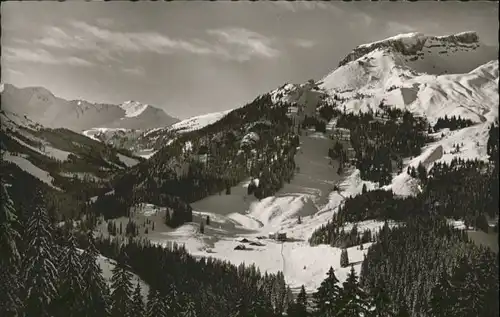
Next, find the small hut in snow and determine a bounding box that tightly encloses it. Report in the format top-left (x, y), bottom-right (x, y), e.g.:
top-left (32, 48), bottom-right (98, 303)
top-left (277, 232), bottom-right (287, 241)
top-left (269, 232), bottom-right (287, 241)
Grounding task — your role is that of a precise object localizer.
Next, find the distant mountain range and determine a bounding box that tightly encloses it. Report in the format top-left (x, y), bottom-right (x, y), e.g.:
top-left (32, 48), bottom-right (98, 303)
top-left (87, 31), bottom-right (498, 157)
top-left (0, 83), bottom-right (179, 132)
top-left (1, 30), bottom-right (497, 198)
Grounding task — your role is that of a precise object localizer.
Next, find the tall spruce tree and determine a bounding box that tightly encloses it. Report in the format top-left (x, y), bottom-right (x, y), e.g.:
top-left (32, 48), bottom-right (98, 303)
top-left (0, 182), bottom-right (22, 317)
top-left (182, 298), bottom-right (198, 317)
top-left (476, 251), bottom-right (500, 317)
top-left (287, 285), bottom-right (308, 317)
top-left (54, 232), bottom-right (84, 317)
top-left (272, 271), bottom-right (288, 315)
top-left (110, 251), bottom-right (133, 317)
top-left (232, 297), bottom-right (248, 317)
top-left (337, 266), bottom-right (369, 317)
top-left (284, 286), bottom-right (294, 314)
top-left (450, 255), bottom-right (493, 317)
top-left (427, 270), bottom-right (454, 317)
top-left (21, 201), bottom-right (59, 317)
top-left (370, 279), bottom-right (393, 317)
top-left (362, 183), bottom-right (367, 194)
top-left (340, 248), bottom-right (349, 268)
top-left (395, 301), bottom-right (410, 317)
top-left (487, 124), bottom-right (499, 162)
top-left (249, 285), bottom-right (274, 317)
top-left (165, 283), bottom-right (182, 315)
top-left (146, 288), bottom-right (167, 317)
top-left (81, 232), bottom-right (111, 317)
top-left (130, 282), bottom-right (145, 317)
top-left (313, 267), bottom-right (341, 316)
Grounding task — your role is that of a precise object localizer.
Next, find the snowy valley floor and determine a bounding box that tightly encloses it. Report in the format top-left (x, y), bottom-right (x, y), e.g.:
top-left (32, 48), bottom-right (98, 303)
top-left (96, 130), bottom-right (385, 293)
top-left (95, 119), bottom-right (497, 293)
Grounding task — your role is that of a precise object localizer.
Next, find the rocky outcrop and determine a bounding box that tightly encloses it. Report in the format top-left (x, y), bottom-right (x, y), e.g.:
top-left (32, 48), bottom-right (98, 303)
top-left (436, 31), bottom-right (479, 45)
top-left (338, 31), bottom-right (480, 67)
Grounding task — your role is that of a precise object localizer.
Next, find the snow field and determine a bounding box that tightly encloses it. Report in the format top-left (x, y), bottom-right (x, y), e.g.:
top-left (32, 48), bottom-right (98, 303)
top-left (146, 109), bottom-right (233, 136)
top-left (117, 153), bottom-right (140, 167)
top-left (2, 151), bottom-right (62, 191)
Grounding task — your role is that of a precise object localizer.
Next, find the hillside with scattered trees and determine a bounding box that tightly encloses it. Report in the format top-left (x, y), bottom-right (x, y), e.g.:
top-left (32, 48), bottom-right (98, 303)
top-left (335, 105), bottom-right (432, 186)
top-left (91, 94), bottom-right (300, 228)
top-left (310, 122), bottom-right (499, 316)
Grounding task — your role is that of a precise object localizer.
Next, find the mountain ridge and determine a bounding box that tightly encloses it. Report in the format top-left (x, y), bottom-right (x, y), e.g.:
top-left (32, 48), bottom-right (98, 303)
top-left (272, 31), bottom-right (498, 125)
top-left (1, 106), bottom-right (146, 218)
top-left (0, 83), bottom-right (180, 132)
top-left (337, 31), bottom-right (482, 67)
top-left (72, 31), bottom-right (498, 158)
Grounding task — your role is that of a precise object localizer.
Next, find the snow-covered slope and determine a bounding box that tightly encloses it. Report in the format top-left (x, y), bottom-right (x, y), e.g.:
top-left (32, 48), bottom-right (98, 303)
top-left (317, 31), bottom-right (498, 124)
top-left (3, 152), bottom-right (62, 191)
top-left (83, 109), bottom-right (233, 156)
top-left (146, 109), bottom-right (233, 136)
top-left (120, 100), bottom-right (149, 117)
top-left (269, 32), bottom-right (497, 127)
top-left (1, 109), bottom-right (141, 189)
top-left (82, 128), bottom-right (133, 142)
top-left (75, 248), bottom-right (149, 299)
top-left (82, 127), bottom-right (144, 151)
top-left (170, 109), bottom-right (233, 133)
top-left (383, 121), bottom-right (495, 197)
top-left (271, 82), bottom-right (328, 119)
top-left (1, 83), bottom-right (179, 132)
top-left (266, 31), bottom-right (496, 197)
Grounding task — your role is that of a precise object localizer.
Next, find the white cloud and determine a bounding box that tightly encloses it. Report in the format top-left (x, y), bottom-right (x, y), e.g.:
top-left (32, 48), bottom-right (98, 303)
top-left (96, 17), bottom-right (115, 28)
top-left (35, 22), bottom-right (215, 58)
top-left (1, 68), bottom-right (25, 81)
top-left (34, 22), bottom-right (280, 63)
top-left (361, 14), bottom-right (373, 26)
top-left (3, 47), bottom-right (93, 66)
top-left (385, 21), bottom-right (416, 35)
top-left (207, 27), bottom-right (280, 61)
top-left (37, 25), bottom-right (118, 63)
top-left (122, 66), bottom-right (146, 77)
top-left (291, 38), bottom-right (316, 49)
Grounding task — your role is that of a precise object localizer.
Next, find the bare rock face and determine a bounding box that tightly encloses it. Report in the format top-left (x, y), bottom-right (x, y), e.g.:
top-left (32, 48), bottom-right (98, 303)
top-left (440, 31), bottom-right (479, 45)
top-left (338, 31), bottom-right (480, 67)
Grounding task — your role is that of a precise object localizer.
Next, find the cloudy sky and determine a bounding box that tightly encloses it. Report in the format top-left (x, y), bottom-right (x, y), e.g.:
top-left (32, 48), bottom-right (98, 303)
top-left (2, 1), bottom-right (498, 119)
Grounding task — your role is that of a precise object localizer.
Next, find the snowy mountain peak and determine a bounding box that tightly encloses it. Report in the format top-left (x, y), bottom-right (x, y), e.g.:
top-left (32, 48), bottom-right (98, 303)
top-left (339, 31), bottom-right (482, 68)
top-left (267, 30), bottom-right (498, 127)
top-left (357, 31), bottom-right (478, 50)
top-left (435, 31), bottom-right (479, 42)
top-left (120, 100), bottom-right (151, 118)
top-left (357, 32), bottom-right (427, 49)
top-left (1, 83), bottom-right (179, 132)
